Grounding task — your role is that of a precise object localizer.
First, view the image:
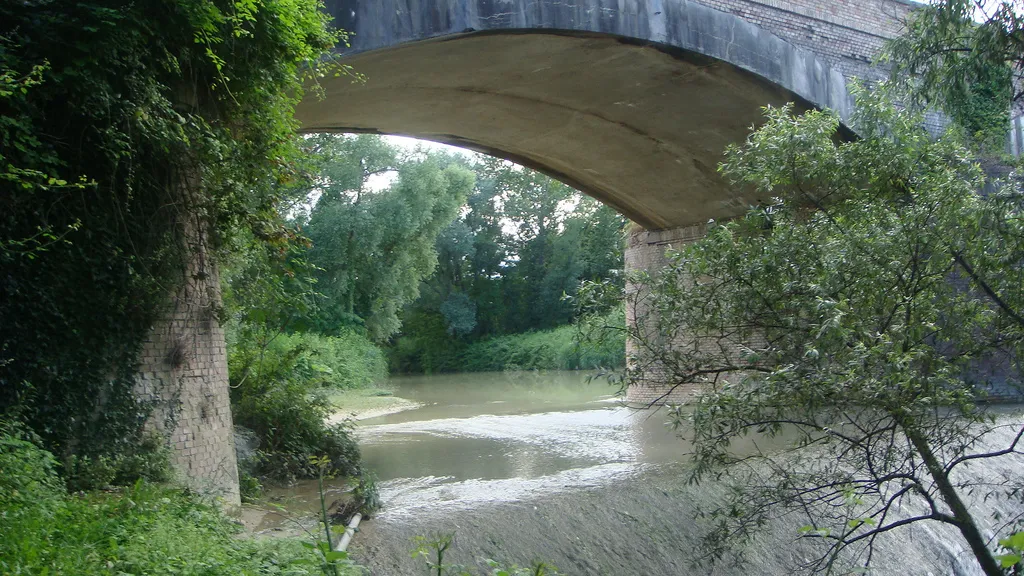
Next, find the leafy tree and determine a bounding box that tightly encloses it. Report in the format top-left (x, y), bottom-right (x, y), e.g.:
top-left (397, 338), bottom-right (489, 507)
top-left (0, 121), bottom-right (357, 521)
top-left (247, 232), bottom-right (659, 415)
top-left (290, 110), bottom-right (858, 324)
top-left (883, 0), bottom-right (1017, 148)
top-left (480, 158), bottom-right (576, 332)
top-left (394, 156), bottom-right (626, 372)
top-left (221, 223), bottom-right (378, 485)
top-left (582, 88), bottom-right (1024, 574)
top-left (303, 135), bottom-right (474, 341)
top-left (440, 291), bottom-right (478, 337)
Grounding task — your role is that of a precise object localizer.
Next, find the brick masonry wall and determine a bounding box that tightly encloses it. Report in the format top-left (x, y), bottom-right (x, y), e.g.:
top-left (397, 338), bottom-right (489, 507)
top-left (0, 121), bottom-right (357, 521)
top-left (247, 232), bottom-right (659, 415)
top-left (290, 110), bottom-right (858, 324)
top-left (695, 0), bottom-right (916, 80)
top-left (135, 226), bottom-right (240, 508)
top-left (624, 224), bottom-right (709, 406)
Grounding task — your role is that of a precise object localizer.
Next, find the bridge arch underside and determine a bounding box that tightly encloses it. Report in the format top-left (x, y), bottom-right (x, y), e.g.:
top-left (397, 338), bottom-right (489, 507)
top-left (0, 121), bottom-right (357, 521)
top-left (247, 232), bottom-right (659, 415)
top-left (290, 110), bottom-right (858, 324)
top-left (296, 29), bottom-right (852, 230)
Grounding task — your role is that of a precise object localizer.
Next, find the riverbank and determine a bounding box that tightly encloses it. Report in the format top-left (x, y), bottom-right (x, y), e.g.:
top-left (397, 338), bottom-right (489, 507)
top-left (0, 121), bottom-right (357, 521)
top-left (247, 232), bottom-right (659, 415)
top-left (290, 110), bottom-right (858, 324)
top-left (256, 372), bottom-right (1024, 575)
top-left (326, 387), bottom-right (423, 423)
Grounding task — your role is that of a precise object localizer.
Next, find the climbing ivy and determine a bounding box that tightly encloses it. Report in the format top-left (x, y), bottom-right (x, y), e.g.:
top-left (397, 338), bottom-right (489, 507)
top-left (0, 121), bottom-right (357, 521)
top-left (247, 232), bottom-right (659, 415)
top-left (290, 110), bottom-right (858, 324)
top-left (0, 0), bottom-right (343, 479)
top-left (883, 0), bottom-right (1015, 151)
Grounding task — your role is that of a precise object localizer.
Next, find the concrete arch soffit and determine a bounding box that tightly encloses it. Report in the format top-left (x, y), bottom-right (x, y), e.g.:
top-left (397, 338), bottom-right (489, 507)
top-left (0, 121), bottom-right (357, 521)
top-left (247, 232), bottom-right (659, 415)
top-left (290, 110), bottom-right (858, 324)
top-left (296, 0), bottom-right (855, 229)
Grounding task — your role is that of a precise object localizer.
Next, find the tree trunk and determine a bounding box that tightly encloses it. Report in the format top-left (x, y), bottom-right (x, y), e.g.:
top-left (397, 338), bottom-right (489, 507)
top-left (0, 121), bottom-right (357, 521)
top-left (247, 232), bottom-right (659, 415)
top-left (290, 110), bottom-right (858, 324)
top-left (906, 428), bottom-right (1003, 576)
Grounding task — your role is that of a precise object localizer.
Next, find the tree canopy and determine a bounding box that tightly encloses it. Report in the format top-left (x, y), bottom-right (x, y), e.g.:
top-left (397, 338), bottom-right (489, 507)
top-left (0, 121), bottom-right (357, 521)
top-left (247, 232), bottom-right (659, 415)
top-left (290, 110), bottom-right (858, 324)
top-left (394, 155), bottom-right (626, 373)
top-left (884, 0), bottom-right (1019, 147)
top-left (301, 135), bottom-right (474, 341)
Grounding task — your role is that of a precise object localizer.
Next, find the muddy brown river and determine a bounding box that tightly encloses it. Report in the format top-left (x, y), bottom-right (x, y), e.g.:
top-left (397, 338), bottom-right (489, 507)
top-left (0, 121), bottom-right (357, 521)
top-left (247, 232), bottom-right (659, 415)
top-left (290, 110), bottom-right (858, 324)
top-left (252, 371), bottom-right (1024, 576)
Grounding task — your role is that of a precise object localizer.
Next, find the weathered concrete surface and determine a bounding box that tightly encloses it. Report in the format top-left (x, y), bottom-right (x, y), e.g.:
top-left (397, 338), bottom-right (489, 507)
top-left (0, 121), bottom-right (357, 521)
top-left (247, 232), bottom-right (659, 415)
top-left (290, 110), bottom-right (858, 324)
top-left (298, 0), bottom-right (878, 229)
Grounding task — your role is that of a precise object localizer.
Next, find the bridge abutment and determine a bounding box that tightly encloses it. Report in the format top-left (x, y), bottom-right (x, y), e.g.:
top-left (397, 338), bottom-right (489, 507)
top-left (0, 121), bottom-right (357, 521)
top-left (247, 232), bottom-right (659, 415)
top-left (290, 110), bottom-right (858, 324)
top-left (624, 223), bottom-right (709, 406)
top-left (135, 219), bottom-right (240, 507)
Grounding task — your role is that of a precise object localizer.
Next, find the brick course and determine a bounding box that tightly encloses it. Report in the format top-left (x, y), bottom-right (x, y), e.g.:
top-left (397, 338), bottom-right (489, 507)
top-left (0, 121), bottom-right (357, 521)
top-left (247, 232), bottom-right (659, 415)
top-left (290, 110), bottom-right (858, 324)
top-left (625, 222), bottom-right (775, 405)
top-left (696, 0), bottom-right (916, 80)
top-left (624, 224), bottom-right (709, 406)
top-left (135, 224), bottom-right (239, 507)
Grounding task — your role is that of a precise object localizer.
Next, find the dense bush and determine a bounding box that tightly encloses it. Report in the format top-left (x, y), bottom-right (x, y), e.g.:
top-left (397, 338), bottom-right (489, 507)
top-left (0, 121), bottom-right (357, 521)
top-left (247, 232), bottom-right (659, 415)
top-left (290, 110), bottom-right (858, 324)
top-left (0, 422), bottom-right (361, 576)
top-left (227, 328), bottom-right (388, 391)
top-left (63, 430), bottom-right (172, 492)
top-left (283, 331), bottom-right (389, 389)
top-left (389, 312), bottom-right (465, 373)
top-left (228, 330), bottom-right (378, 483)
top-left (460, 323), bottom-right (624, 372)
top-left (391, 310), bottom-right (625, 374)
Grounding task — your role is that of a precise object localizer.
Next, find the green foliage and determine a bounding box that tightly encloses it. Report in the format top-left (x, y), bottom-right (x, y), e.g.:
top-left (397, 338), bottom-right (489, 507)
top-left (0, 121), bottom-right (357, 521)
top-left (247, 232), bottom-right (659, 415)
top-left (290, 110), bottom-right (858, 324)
top-left (239, 469), bottom-right (265, 503)
top-left (226, 313), bottom-right (382, 481)
top-left (0, 421), bottom-right (63, 513)
top-left (352, 471), bottom-right (382, 517)
top-left (582, 88), bottom-right (1024, 574)
top-left (231, 330), bottom-right (387, 391)
top-left (63, 431), bottom-right (172, 492)
top-left (392, 311), bottom-right (625, 374)
top-left (303, 135), bottom-right (474, 341)
top-left (395, 156), bottom-right (626, 372)
top-left (997, 531), bottom-right (1024, 570)
top-left (228, 344), bottom-right (363, 482)
top-left (440, 291), bottom-right (478, 337)
top-left (224, 214), bottom-right (386, 484)
top-left (228, 331), bottom-right (366, 483)
top-left (459, 318), bottom-right (625, 373)
top-left (0, 423), bottom-right (361, 575)
top-left (0, 0), bottom-right (341, 477)
top-left (390, 312), bottom-right (464, 373)
top-left (883, 0), bottom-right (1016, 150)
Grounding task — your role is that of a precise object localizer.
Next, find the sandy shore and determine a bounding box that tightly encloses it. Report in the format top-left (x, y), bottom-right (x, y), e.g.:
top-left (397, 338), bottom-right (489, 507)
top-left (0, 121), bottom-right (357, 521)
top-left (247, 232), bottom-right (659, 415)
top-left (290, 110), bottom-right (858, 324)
top-left (325, 389), bottom-right (423, 423)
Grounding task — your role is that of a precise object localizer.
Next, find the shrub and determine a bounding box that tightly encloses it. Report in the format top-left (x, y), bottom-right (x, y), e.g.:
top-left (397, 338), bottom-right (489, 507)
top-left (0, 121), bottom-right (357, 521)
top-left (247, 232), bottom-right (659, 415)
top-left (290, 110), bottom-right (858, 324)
top-left (239, 470), bottom-right (264, 503)
top-left (0, 422), bottom-right (362, 575)
top-left (391, 311), bottom-right (625, 374)
top-left (231, 377), bottom-right (361, 483)
top-left (388, 312), bottom-right (466, 373)
top-left (230, 329), bottom-right (387, 391)
top-left (289, 331), bottom-right (389, 389)
top-left (0, 421), bottom-right (63, 517)
top-left (63, 430), bottom-right (172, 491)
top-left (228, 330), bottom-right (368, 483)
top-left (458, 312), bottom-right (625, 373)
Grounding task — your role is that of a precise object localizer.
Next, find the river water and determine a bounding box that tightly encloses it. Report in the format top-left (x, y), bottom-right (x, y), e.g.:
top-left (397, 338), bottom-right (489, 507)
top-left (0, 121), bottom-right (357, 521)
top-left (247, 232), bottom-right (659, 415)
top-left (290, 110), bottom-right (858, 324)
top-left (255, 371), bottom-right (1024, 576)
top-left (357, 371), bottom-right (685, 518)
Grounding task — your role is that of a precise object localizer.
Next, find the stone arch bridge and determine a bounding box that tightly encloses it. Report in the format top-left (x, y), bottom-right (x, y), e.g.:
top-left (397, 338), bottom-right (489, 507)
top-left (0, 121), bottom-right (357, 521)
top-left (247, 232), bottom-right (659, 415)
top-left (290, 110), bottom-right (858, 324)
top-left (138, 0), bottom-right (929, 504)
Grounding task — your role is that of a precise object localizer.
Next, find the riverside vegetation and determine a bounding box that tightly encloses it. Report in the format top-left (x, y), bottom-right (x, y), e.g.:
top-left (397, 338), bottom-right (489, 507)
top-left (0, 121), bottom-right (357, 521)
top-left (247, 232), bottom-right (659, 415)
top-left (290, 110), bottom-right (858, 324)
top-left (0, 420), bottom-right (364, 576)
top-left (222, 132), bottom-right (626, 497)
top-left (0, 0), bottom-right (379, 571)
